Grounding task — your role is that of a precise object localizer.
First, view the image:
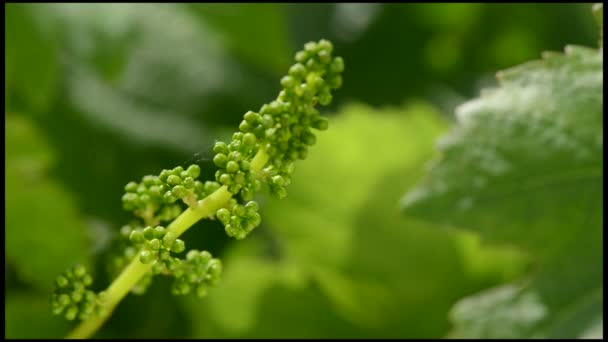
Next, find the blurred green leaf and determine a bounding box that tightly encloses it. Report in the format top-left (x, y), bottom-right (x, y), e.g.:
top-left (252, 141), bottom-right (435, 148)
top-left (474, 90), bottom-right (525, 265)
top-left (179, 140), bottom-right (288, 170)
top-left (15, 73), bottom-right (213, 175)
top-left (188, 4), bottom-right (291, 74)
top-left (402, 45), bottom-right (603, 338)
top-left (5, 4), bottom-right (58, 113)
top-left (5, 114), bottom-right (90, 290)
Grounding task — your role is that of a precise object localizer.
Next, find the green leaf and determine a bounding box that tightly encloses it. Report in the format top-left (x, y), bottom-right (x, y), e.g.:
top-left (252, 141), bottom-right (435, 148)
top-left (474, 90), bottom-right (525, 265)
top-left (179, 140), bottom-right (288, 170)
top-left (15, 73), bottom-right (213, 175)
top-left (192, 103), bottom-right (528, 338)
top-left (5, 113), bottom-right (90, 290)
top-left (402, 45), bottom-right (603, 338)
top-left (5, 3), bottom-right (58, 113)
top-left (187, 3), bottom-right (291, 74)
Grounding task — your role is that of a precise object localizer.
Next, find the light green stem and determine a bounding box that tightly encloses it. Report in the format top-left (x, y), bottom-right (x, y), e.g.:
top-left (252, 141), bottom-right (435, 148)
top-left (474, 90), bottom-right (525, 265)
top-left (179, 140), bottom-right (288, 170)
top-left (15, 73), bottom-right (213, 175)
top-left (66, 148), bottom-right (269, 339)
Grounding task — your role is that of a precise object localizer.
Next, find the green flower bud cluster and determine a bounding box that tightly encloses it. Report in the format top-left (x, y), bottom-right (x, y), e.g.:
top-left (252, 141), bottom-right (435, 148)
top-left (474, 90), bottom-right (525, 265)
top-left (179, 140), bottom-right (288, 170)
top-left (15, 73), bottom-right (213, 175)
top-left (171, 250), bottom-right (222, 297)
top-left (260, 164), bottom-right (294, 199)
top-left (129, 225), bottom-right (186, 265)
top-left (215, 201), bottom-right (261, 240)
top-left (51, 265), bottom-right (103, 321)
top-left (212, 39), bottom-right (344, 204)
top-left (121, 164), bottom-right (205, 222)
top-left (213, 133), bottom-right (261, 200)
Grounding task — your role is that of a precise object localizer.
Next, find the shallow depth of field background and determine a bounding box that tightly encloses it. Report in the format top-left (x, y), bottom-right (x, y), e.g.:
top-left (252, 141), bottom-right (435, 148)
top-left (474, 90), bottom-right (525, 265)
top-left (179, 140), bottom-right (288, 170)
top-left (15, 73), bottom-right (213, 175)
top-left (5, 3), bottom-right (601, 339)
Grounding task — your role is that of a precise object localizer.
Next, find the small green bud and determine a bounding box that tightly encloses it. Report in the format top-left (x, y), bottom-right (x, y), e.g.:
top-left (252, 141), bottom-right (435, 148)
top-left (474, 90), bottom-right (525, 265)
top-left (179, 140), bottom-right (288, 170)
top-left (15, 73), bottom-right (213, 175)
top-left (272, 175), bottom-right (285, 187)
top-left (163, 191), bottom-right (177, 203)
top-left (172, 166), bottom-right (184, 175)
top-left (304, 41), bottom-right (318, 52)
top-left (125, 181), bottom-right (138, 193)
top-left (122, 193), bottom-right (138, 209)
top-left (318, 90), bottom-right (332, 105)
top-left (243, 111), bottom-right (260, 124)
top-left (159, 249), bottom-right (171, 260)
top-left (213, 153), bottom-right (228, 167)
top-left (226, 161), bottom-right (239, 173)
top-left (74, 265), bottom-right (87, 278)
top-left (183, 177), bottom-right (195, 189)
top-left (242, 133), bottom-right (256, 146)
top-left (235, 230), bottom-right (247, 240)
top-left (58, 294), bottom-right (71, 306)
top-left (142, 175), bottom-right (156, 186)
top-left (163, 232), bottom-right (176, 247)
top-left (216, 208), bottom-right (230, 224)
top-left (229, 151), bottom-right (242, 161)
top-left (149, 239), bottom-right (161, 251)
top-left (186, 250), bottom-right (199, 261)
top-left (194, 180), bottom-right (204, 193)
top-left (139, 250), bottom-right (155, 264)
top-left (239, 160), bottom-right (251, 171)
top-left (136, 184), bottom-right (147, 194)
top-left (153, 226), bottom-right (166, 238)
top-left (213, 141), bottom-right (228, 154)
top-left (245, 201), bottom-right (259, 213)
top-left (306, 58), bottom-right (317, 70)
top-left (56, 276), bottom-right (69, 288)
top-left (253, 180), bottom-right (262, 192)
top-left (200, 251), bottom-right (213, 264)
top-left (148, 185), bottom-right (162, 197)
top-left (143, 226), bottom-right (155, 240)
top-left (65, 306), bottom-right (79, 320)
top-left (172, 185), bottom-right (187, 198)
top-left (167, 175), bottom-right (181, 186)
top-left (233, 172), bottom-right (245, 185)
top-left (204, 181), bottom-right (220, 194)
top-left (82, 274), bottom-right (93, 286)
top-left (281, 76), bottom-right (295, 88)
top-left (184, 164), bottom-right (200, 179)
top-left (171, 239), bottom-right (186, 253)
top-left (219, 173), bottom-right (232, 185)
top-left (239, 120), bottom-right (251, 132)
top-left (71, 291), bottom-right (83, 303)
top-left (330, 56), bottom-right (344, 73)
top-left (139, 194), bottom-right (150, 204)
top-left (159, 170), bottom-right (171, 182)
top-left (289, 63), bottom-right (307, 79)
top-left (249, 213), bottom-right (262, 228)
top-left (295, 50), bottom-right (308, 63)
top-left (318, 49), bottom-right (331, 64)
top-left (227, 184), bottom-right (240, 194)
top-left (318, 39), bottom-right (334, 53)
top-left (233, 205), bottom-right (246, 217)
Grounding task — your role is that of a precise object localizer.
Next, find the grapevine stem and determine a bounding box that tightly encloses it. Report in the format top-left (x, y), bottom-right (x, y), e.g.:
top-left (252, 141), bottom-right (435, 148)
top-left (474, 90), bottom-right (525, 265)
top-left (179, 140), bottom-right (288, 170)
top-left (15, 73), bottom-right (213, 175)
top-left (66, 148), bottom-right (269, 339)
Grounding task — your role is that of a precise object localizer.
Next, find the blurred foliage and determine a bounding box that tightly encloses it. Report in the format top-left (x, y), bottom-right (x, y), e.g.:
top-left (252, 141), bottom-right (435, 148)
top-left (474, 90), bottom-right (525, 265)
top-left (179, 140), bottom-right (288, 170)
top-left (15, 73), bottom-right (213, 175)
top-left (4, 3), bottom-right (601, 339)
top-left (402, 42), bottom-right (603, 337)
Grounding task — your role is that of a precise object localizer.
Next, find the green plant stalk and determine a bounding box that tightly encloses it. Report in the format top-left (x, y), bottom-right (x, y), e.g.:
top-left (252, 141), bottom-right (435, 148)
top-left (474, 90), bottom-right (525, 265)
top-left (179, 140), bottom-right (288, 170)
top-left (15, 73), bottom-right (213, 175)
top-left (66, 149), bottom-right (270, 339)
